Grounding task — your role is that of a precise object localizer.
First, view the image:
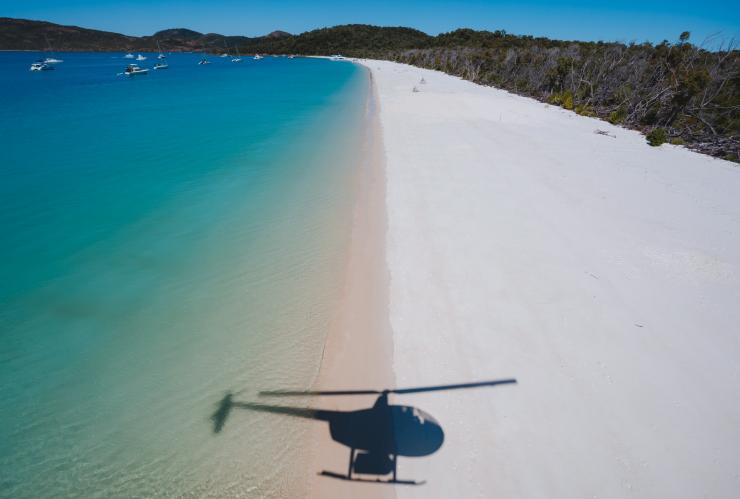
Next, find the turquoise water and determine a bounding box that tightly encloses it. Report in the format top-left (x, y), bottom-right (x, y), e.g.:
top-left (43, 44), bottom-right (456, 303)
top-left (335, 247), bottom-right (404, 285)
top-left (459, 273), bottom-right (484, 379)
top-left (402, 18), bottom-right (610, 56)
top-left (0, 53), bottom-right (368, 497)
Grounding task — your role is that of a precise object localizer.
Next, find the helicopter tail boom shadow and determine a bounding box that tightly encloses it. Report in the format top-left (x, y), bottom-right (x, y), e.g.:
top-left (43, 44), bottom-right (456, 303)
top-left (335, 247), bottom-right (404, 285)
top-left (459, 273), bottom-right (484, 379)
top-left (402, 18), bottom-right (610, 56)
top-left (211, 393), bottom-right (338, 434)
top-left (232, 401), bottom-right (337, 421)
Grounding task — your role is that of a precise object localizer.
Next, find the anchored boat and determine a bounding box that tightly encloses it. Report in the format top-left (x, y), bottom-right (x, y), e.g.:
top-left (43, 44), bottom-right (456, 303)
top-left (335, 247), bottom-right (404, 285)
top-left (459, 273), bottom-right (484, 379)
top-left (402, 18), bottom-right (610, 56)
top-left (30, 61), bottom-right (54, 71)
top-left (154, 42), bottom-right (168, 69)
top-left (123, 64), bottom-right (148, 76)
top-left (232, 45), bottom-right (242, 63)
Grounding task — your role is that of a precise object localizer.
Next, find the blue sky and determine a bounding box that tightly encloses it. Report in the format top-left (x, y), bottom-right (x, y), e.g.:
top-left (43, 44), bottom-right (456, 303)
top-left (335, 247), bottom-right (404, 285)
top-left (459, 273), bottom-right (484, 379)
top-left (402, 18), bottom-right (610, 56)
top-left (2, 0), bottom-right (738, 46)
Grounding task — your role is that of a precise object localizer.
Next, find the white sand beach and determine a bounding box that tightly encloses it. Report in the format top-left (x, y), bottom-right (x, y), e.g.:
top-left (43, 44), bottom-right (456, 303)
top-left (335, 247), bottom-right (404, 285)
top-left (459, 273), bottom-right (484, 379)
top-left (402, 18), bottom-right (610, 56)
top-left (351, 59), bottom-right (740, 498)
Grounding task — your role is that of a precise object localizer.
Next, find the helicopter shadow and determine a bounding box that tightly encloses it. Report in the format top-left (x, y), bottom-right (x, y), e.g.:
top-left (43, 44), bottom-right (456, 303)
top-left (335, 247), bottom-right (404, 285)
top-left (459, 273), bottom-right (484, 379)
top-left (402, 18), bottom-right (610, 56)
top-left (211, 379), bottom-right (516, 484)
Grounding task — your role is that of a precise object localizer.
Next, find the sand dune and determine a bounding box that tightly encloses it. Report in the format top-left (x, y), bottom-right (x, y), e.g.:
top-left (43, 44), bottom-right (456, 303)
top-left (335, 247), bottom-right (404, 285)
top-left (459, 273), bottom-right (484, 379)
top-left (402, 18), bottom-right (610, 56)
top-left (361, 59), bottom-right (740, 498)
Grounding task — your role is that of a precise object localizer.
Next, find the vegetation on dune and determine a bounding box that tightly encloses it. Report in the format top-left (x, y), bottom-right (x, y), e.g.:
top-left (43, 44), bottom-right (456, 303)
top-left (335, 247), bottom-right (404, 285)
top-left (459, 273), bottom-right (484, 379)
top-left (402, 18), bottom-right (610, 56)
top-left (382, 31), bottom-right (738, 160)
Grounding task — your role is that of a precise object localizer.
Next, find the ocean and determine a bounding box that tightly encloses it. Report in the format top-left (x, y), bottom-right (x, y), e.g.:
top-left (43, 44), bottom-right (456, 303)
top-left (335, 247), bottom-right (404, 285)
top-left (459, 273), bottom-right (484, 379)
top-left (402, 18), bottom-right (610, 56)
top-left (0, 52), bottom-right (369, 497)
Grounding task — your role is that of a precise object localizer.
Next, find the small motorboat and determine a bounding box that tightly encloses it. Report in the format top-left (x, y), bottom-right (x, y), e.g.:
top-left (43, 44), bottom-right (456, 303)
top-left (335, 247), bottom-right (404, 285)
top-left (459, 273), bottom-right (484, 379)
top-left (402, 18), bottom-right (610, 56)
top-left (30, 61), bottom-right (54, 71)
top-left (123, 64), bottom-right (148, 76)
top-left (124, 53), bottom-right (135, 59)
top-left (136, 54), bottom-right (147, 61)
top-left (253, 54), bottom-right (263, 60)
top-left (330, 54), bottom-right (345, 61)
top-left (43, 57), bottom-right (63, 64)
top-left (154, 62), bottom-right (169, 70)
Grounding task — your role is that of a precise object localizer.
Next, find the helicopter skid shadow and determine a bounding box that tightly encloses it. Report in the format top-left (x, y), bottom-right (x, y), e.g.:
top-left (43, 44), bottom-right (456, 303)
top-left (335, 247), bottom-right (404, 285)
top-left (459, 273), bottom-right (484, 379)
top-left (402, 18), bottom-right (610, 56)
top-left (319, 470), bottom-right (425, 486)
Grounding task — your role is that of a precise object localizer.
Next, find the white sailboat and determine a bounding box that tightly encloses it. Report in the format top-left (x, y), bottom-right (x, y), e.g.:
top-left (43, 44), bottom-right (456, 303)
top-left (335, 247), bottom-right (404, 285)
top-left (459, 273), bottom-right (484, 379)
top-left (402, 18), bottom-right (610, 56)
top-left (157, 41), bottom-right (166, 59)
top-left (154, 41), bottom-right (168, 69)
top-left (198, 47), bottom-right (211, 65)
top-left (231, 45), bottom-right (242, 63)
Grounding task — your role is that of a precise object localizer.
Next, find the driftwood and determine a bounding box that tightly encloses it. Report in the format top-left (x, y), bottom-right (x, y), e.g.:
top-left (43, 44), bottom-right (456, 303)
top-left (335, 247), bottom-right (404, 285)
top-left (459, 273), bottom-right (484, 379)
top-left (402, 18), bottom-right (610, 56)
top-left (594, 129), bottom-right (616, 138)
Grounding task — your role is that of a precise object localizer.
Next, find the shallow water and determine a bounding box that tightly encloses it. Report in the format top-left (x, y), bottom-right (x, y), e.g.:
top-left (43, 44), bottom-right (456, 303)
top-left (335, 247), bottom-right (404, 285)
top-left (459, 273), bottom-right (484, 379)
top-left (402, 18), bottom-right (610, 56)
top-left (0, 52), bottom-right (368, 497)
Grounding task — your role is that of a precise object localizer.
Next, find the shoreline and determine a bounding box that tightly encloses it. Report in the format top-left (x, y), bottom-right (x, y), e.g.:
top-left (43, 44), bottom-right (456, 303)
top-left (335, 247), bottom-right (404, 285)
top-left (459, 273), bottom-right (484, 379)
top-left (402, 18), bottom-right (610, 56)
top-left (303, 65), bottom-right (395, 499)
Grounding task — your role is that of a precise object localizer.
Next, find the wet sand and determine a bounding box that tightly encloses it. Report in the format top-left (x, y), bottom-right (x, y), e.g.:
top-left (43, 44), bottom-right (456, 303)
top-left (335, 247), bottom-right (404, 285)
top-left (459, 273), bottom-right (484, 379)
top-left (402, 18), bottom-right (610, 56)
top-left (304, 68), bottom-right (396, 499)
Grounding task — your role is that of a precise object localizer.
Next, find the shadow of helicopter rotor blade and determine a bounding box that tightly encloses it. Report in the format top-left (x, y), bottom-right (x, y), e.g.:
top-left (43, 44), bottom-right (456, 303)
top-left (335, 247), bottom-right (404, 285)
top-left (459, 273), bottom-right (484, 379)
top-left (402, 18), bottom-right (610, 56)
top-left (232, 402), bottom-right (338, 422)
top-left (259, 389), bottom-right (381, 396)
top-left (391, 378), bottom-right (517, 395)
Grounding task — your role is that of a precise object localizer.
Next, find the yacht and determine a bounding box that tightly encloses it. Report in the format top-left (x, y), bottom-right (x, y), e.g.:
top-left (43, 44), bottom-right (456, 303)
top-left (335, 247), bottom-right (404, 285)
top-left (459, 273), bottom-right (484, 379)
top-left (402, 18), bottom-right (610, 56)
top-left (253, 54), bottom-right (263, 60)
top-left (124, 53), bottom-right (135, 59)
top-left (154, 61), bottom-right (169, 70)
top-left (330, 54), bottom-right (345, 61)
top-left (123, 64), bottom-right (148, 76)
top-left (136, 54), bottom-right (147, 61)
top-left (30, 61), bottom-right (54, 71)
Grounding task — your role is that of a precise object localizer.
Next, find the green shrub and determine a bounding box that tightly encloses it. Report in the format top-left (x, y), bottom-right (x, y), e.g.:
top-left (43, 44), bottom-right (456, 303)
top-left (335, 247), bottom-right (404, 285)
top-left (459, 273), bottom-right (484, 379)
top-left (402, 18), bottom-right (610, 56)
top-left (547, 91), bottom-right (574, 110)
top-left (562, 91), bottom-right (574, 110)
top-left (646, 128), bottom-right (668, 146)
top-left (608, 107), bottom-right (627, 124)
top-left (669, 137), bottom-right (685, 145)
top-left (575, 104), bottom-right (595, 116)
top-left (548, 92), bottom-right (562, 105)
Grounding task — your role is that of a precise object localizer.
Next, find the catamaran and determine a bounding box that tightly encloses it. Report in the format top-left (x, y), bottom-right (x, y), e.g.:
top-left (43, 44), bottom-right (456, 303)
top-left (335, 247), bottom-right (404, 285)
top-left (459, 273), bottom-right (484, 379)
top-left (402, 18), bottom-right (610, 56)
top-left (231, 45), bottom-right (242, 63)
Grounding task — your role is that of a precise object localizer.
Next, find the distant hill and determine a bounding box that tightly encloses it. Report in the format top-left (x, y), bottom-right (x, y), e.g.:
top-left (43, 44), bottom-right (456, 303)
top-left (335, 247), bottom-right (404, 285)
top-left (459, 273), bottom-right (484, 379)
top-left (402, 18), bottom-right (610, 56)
top-left (0, 17), bottom-right (136, 51)
top-left (0, 18), bottom-right (273, 52)
top-left (0, 18), bottom-right (430, 54)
